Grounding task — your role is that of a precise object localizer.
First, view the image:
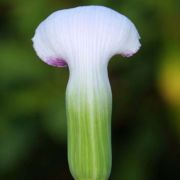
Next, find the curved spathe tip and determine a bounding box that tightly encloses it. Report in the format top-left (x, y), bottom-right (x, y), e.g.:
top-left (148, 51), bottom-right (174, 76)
top-left (32, 6), bottom-right (141, 67)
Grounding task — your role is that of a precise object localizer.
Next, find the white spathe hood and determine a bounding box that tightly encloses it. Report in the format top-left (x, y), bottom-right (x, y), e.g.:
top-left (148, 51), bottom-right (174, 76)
top-left (32, 6), bottom-right (141, 68)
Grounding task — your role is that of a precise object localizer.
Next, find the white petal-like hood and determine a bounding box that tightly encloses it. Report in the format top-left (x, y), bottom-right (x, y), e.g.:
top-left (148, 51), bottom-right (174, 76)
top-left (32, 6), bottom-right (141, 67)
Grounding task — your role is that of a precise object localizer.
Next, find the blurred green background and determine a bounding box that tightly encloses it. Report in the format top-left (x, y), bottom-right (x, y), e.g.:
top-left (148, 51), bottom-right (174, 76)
top-left (0, 0), bottom-right (180, 179)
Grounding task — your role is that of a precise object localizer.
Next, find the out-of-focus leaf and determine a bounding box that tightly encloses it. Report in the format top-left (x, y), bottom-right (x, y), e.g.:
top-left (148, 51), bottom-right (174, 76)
top-left (0, 119), bottom-right (37, 172)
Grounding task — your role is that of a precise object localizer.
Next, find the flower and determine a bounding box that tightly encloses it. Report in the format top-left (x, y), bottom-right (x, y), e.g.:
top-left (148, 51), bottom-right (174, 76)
top-left (32, 6), bottom-right (141, 180)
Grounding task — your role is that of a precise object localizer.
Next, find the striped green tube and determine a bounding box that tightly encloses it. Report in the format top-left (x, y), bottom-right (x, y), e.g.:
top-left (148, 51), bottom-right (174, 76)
top-left (66, 62), bottom-right (112, 180)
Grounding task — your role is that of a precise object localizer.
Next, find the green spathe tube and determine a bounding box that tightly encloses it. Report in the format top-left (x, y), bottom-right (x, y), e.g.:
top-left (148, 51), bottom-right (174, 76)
top-left (66, 61), bottom-right (112, 179)
top-left (32, 6), bottom-right (141, 180)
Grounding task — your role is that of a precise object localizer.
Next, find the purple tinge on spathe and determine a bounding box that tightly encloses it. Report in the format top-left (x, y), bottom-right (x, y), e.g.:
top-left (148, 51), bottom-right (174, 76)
top-left (121, 51), bottom-right (137, 58)
top-left (46, 58), bottom-right (68, 67)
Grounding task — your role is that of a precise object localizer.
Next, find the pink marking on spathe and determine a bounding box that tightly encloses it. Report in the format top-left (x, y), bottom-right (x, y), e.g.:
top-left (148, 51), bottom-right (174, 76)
top-left (46, 57), bottom-right (68, 67)
top-left (121, 45), bottom-right (141, 58)
top-left (121, 51), bottom-right (135, 57)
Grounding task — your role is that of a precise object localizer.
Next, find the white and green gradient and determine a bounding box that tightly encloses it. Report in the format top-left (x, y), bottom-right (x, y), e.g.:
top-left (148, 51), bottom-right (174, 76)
top-left (32, 5), bottom-right (141, 180)
top-left (66, 61), bottom-right (112, 180)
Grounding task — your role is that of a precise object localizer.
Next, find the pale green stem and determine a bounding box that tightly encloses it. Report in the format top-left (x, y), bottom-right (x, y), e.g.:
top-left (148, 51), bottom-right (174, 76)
top-left (66, 61), bottom-right (112, 180)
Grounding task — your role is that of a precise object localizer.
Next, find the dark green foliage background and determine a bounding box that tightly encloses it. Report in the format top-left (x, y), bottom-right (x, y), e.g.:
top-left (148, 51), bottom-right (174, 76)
top-left (0, 0), bottom-right (180, 179)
